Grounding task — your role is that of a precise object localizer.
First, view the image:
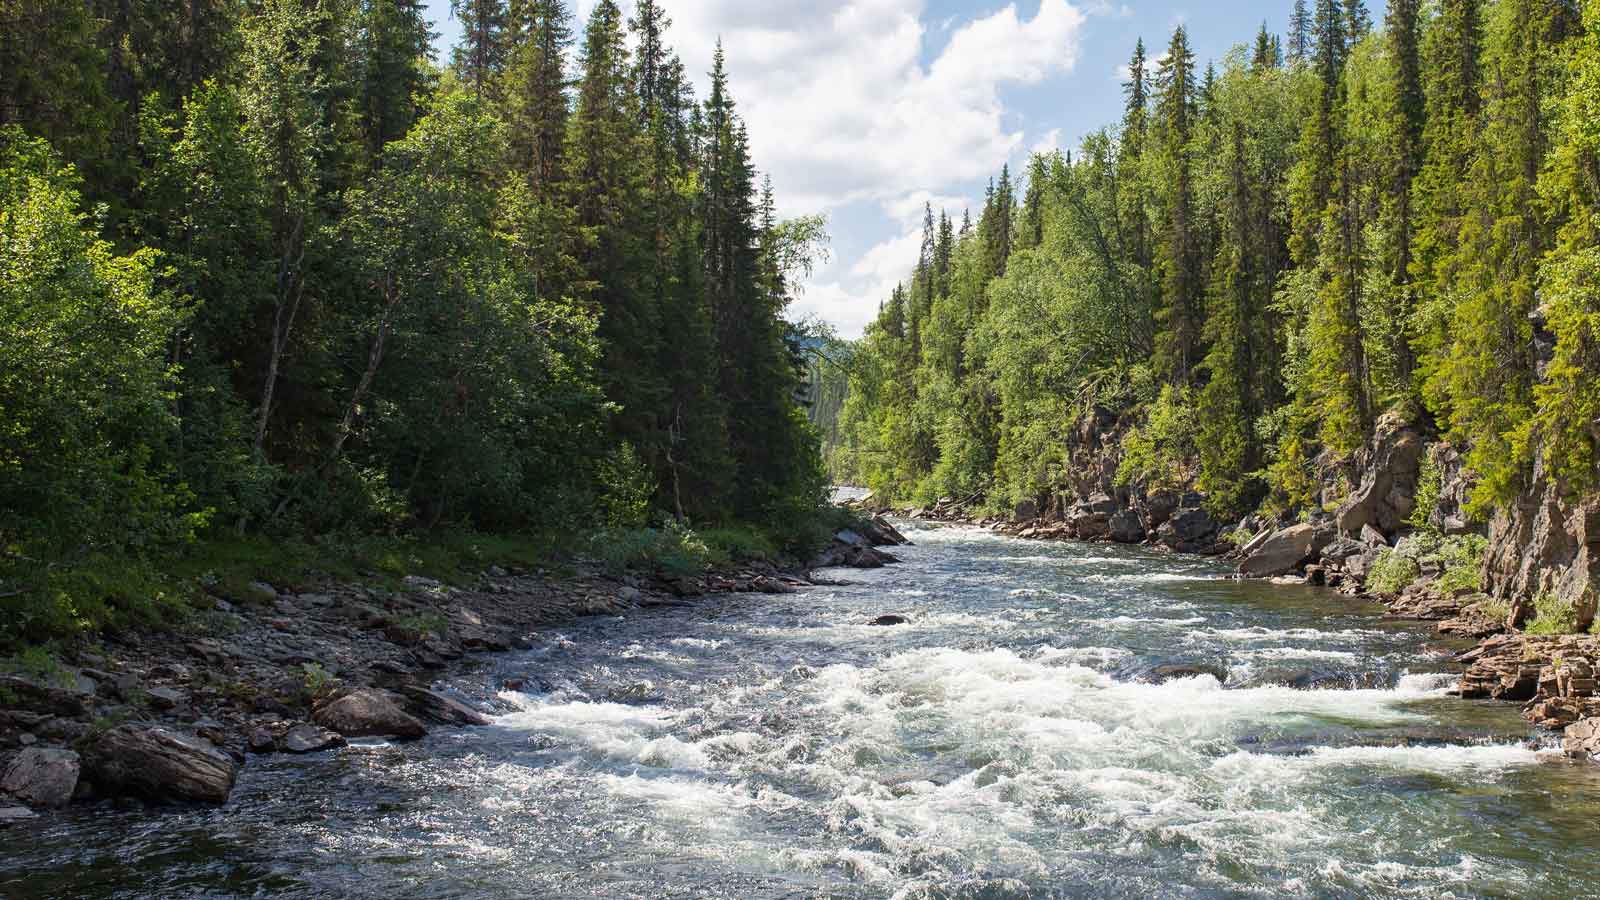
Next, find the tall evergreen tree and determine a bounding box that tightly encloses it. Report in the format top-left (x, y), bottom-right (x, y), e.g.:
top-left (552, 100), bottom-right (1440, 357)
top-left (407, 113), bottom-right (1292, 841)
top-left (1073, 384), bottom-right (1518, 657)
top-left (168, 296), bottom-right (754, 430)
top-left (1153, 25), bottom-right (1201, 384)
top-left (451, 0), bottom-right (508, 97)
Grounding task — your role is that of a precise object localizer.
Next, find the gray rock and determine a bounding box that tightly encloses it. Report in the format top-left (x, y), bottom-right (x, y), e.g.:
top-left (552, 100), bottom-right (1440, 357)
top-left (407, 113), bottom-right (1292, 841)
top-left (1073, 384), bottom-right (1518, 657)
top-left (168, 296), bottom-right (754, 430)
top-left (1108, 510), bottom-right (1145, 544)
top-left (1563, 718), bottom-right (1600, 760)
top-left (279, 723), bottom-right (347, 754)
top-left (1, 747), bottom-right (80, 808)
top-left (1140, 663), bottom-right (1228, 684)
top-left (1240, 524), bottom-right (1318, 578)
top-left (869, 614), bottom-right (911, 626)
top-left (1012, 499), bottom-right (1039, 522)
top-left (399, 687), bottom-right (493, 727)
top-left (0, 676), bottom-right (89, 718)
top-left (1158, 507), bottom-right (1220, 553)
top-left (0, 805), bottom-right (37, 825)
top-left (146, 687), bottom-right (185, 710)
top-left (313, 689), bottom-right (428, 740)
top-left (1360, 524), bottom-right (1389, 547)
top-left (83, 725), bottom-right (238, 805)
top-left (1321, 538), bottom-right (1366, 565)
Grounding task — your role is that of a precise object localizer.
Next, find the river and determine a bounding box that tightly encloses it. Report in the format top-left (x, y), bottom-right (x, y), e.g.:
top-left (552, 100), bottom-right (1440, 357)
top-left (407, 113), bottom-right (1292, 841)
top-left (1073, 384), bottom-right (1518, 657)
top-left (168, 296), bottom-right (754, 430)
top-left (7, 521), bottom-right (1600, 899)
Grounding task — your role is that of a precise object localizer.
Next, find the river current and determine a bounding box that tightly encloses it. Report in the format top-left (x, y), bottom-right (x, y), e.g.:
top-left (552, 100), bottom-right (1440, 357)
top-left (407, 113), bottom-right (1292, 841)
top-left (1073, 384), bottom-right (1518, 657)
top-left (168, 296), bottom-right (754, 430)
top-left (8, 521), bottom-right (1600, 899)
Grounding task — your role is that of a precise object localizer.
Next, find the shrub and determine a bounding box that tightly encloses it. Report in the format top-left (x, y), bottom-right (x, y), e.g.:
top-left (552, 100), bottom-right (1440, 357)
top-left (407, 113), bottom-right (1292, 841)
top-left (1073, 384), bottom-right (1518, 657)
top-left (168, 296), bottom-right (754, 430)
top-left (1368, 549), bottom-right (1423, 595)
top-left (1117, 385), bottom-right (1199, 492)
top-left (1526, 592), bottom-right (1580, 635)
top-left (1435, 534), bottom-right (1488, 594)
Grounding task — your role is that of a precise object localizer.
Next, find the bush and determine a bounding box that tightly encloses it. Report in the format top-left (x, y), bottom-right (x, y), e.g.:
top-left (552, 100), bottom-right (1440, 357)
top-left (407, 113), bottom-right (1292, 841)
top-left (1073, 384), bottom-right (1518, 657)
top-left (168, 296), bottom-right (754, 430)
top-left (1117, 385), bottom-right (1199, 492)
top-left (1526, 592), bottom-right (1580, 635)
top-left (1368, 549), bottom-right (1423, 595)
top-left (1435, 534), bottom-right (1488, 594)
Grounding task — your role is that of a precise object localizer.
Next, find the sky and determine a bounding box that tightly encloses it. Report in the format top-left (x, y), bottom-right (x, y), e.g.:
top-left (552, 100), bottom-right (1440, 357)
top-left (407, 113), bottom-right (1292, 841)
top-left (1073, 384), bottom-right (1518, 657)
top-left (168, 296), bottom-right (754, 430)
top-left (421, 0), bottom-right (1325, 338)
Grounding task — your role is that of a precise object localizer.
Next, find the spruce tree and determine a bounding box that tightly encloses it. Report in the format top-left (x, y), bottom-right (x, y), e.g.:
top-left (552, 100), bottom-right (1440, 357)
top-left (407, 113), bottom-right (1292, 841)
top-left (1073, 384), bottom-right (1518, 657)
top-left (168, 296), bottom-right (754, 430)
top-left (451, 0), bottom-right (508, 97)
top-left (1153, 25), bottom-right (1201, 385)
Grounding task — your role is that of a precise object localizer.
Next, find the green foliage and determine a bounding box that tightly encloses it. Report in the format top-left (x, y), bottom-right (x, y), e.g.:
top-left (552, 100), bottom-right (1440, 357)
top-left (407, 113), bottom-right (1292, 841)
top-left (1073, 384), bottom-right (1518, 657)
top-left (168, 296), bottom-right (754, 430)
top-left (1367, 549), bottom-right (1422, 595)
top-left (1117, 386), bottom-right (1199, 492)
top-left (1435, 534), bottom-right (1487, 594)
top-left (1526, 591), bottom-right (1580, 635)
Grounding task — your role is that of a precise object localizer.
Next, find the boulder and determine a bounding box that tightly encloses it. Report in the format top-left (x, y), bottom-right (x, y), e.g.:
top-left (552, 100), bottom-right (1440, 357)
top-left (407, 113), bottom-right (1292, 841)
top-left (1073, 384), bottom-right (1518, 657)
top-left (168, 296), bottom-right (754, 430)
top-left (1157, 506), bottom-right (1220, 554)
top-left (868, 614), bottom-right (910, 626)
top-left (1141, 492), bottom-right (1181, 531)
top-left (1069, 505), bottom-right (1110, 540)
top-left (82, 725), bottom-right (238, 805)
top-left (312, 689), bottom-right (428, 740)
top-left (1239, 524), bottom-right (1317, 578)
top-left (1320, 537), bottom-right (1366, 565)
top-left (279, 723), bottom-right (347, 754)
top-left (1012, 499), bottom-right (1039, 522)
top-left (1108, 510), bottom-right (1145, 544)
top-left (1, 747), bottom-right (80, 808)
top-left (1563, 718), bottom-right (1600, 760)
top-left (399, 687), bottom-right (492, 727)
top-left (1139, 663), bottom-right (1227, 684)
top-left (1360, 524), bottom-right (1389, 547)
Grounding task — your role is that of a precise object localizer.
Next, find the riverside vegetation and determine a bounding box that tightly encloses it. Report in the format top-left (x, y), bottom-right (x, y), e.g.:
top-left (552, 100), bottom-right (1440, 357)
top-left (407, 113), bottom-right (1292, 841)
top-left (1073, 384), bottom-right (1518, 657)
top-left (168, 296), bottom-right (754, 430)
top-left (0, 0), bottom-right (842, 652)
top-left (0, 0), bottom-right (892, 813)
top-left (823, 1), bottom-right (1600, 755)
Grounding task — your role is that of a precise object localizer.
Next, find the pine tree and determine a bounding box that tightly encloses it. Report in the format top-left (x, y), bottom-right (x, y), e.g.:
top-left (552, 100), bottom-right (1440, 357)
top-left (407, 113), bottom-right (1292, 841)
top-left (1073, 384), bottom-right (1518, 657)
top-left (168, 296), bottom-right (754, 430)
top-left (451, 0), bottom-right (508, 97)
top-left (1343, 0), bottom-right (1372, 49)
top-left (1290, 0), bottom-right (1314, 63)
top-left (504, 0), bottom-right (571, 198)
top-left (1153, 25), bottom-right (1201, 385)
top-left (567, 0), bottom-right (661, 472)
top-left (1381, 0), bottom-right (1426, 390)
top-left (357, 0), bottom-right (436, 161)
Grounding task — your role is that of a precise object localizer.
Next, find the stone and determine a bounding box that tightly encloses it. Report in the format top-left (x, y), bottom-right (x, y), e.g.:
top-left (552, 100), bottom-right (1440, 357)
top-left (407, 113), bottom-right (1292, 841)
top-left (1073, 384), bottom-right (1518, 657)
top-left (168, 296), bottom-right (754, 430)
top-left (1563, 717), bottom-right (1600, 760)
top-left (1485, 473), bottom-right (1599, 631)
top-left (1239, 524), bottom-right (1318, 578)
top-left (868, 615), bottom-right (910, 626)
top-left (399, 687), bottom-right (492, 727)
top-left (279, 723), bottom-right (347, 754)
top-left (0, 805), bottom-right (37, 825)
top-left (1069, 506), bottom-right (1110, 540)
top-left (1108, 510), bottom-right (1145, 544)
top-left (1335, 414), bottom-right (1426, 537)
top-left (1360, 524), bottom-right (1389, 547)
top-left (1012, 499), bottom-right (1039, 522)
top-left (1157, 506), bottom-right (1220, 554)
top-left (1320, 538), bottom-right (1366, 565)
top-left (146, 686), bottom-right (185, 710)
top-left (312, 689), bottom-right (428, 740)
top-left (247, 728), bottom-right (277, 754)
top-left (1139, 663), bottom-right (1227, 684)
top-left (0, 676), bottom-right (89, 719)
top-left (83, 725), bottom-right (238, 805)
top-left (1, 747), bottom-right (80, 808)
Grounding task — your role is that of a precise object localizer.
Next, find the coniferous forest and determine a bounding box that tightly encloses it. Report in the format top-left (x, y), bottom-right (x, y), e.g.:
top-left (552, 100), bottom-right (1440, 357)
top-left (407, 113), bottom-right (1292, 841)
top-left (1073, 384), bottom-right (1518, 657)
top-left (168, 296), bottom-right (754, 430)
top-left (0, 0), bottom-right (832, 647)
top-left (830, 0), bottom-right (1599, 534)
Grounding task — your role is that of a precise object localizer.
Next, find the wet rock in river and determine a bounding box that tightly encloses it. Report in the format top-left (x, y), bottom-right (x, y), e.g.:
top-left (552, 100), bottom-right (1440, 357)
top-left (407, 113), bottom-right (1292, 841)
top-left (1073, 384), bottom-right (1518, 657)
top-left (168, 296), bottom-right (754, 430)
top-left (280, 723), bottom-right (347, 754)
top-left (400, 687), bottom-right (493, 727)
top-left (1139, 662), bottom-right (1228, 684)
top-left (869, 614), bottom-right (911, 626)
top-left (1239, 524), bottom-right (1318, 578)
top-left (313, 689), bottom-right (428, 740)
top-left (83, 725), bottom-right (238, 805)
top-left (1, 747), bottom-right (80, 808)
top-left (0, 804), bottom-right (37, 825)
top-left (1562, 718), bottom-right (1600, 760)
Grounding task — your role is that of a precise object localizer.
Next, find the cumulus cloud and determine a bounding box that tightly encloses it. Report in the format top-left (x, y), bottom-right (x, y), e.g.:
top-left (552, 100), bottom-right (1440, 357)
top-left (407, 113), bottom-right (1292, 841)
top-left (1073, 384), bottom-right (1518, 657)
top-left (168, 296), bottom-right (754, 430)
top-left (564, 0), bottom-right (1092, 336)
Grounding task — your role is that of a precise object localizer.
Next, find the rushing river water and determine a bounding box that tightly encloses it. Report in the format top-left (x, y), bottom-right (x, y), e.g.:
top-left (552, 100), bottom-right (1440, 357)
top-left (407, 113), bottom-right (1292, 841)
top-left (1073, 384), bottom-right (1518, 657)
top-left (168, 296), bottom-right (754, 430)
top-left (9, 522), bottom-right (1600, 899)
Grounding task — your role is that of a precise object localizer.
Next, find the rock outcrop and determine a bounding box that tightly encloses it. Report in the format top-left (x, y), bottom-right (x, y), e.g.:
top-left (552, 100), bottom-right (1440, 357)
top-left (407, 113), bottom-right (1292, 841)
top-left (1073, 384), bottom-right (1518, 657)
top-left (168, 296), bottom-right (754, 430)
top-left (1483, 469), bottom-right (1600, 631)
top-left (1334, 413), bottom-right (1426, 539)
top-left (83, 725), bottom-right (239, 805)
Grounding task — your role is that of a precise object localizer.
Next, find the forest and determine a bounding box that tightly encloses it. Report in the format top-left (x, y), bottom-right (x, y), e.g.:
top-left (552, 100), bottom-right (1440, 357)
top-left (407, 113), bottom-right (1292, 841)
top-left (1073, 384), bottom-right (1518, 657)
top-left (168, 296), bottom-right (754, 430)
top-left (829, 0), bottom-right (1599, 532)
top-left (0, 0), bottom-right (833, 648)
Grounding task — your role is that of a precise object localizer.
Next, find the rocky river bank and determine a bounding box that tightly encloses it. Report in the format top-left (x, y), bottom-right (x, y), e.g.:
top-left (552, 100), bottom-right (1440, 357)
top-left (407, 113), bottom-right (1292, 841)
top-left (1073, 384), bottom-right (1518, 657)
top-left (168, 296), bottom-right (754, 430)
top-left (0, 519), bottom-right (911, 823)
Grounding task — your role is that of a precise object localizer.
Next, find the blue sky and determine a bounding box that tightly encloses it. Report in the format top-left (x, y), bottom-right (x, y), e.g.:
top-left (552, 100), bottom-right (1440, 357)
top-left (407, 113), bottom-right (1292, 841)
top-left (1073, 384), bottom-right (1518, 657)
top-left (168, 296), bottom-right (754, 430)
top-left (421, 1), bottom-right (1345, 337)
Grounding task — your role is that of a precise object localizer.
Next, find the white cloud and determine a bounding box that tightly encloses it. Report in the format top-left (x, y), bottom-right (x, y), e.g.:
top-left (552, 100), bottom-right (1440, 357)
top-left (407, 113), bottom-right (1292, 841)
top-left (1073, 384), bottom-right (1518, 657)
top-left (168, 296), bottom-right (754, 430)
top-left (567, 1), bottom-right (1092, 337)
top-left (1030, 128), bottom-right (1062, 155)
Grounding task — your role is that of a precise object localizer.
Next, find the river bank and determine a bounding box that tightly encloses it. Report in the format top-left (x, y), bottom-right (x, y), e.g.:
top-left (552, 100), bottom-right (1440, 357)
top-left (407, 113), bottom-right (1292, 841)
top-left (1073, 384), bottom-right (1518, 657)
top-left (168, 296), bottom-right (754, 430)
top-left (0, 517), bottom-right (911, 821)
